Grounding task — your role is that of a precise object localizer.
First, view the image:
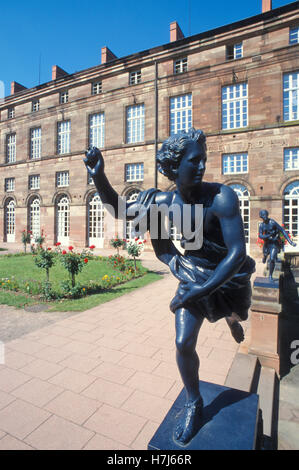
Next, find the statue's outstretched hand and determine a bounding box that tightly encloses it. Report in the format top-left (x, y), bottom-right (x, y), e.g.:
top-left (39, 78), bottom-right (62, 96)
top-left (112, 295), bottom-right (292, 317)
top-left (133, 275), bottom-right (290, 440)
top-left (83, 147), bottom-right (104, 178)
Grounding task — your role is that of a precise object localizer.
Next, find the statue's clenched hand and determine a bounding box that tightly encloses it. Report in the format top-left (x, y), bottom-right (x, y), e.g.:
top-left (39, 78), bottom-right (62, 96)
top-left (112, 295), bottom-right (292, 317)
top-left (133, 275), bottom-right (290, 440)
top-left (84, 147), bottom-right (105, 178)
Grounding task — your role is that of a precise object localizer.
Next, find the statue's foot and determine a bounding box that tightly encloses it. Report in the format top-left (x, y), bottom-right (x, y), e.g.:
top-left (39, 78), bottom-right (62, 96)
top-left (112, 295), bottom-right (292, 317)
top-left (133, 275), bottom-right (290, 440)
top-left (173, 395), bottom-right (203, 446)
top-left (228, 321), bottom-right (244, 343)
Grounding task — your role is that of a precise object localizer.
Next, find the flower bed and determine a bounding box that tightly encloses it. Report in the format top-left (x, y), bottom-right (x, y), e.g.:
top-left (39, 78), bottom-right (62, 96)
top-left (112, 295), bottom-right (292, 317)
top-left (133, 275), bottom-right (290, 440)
top-left (0, 248), bottom-right (147, 302)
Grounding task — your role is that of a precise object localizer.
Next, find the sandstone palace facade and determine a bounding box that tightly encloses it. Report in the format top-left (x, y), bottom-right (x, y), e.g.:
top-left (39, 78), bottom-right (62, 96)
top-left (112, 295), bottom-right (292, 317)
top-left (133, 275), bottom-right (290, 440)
top-left (0, 0), bottom-right (299, 258)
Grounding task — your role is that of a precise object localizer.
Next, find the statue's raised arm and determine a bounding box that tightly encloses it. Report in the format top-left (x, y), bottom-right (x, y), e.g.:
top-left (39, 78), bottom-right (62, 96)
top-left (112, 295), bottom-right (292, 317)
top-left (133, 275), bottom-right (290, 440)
top-left (84, 147), bottom-right (121, 217)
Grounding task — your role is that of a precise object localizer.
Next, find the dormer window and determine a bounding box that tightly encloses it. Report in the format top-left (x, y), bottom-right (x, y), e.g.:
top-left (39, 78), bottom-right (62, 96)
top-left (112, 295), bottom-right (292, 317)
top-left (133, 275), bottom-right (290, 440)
top-left (226, 43), bottom-right (243, 60)
top-left (174, 58), bottom-right (187, 74)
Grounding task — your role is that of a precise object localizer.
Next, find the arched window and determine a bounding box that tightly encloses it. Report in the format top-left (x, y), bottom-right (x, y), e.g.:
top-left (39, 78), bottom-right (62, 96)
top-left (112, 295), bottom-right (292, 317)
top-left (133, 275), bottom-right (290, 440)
top-left (29, 197), bottom-right (40, 241)
top-left (88, 192), bottom-right (104, 248)
top-left (229, 184), bottom-right (250, 250)
top-left (283, 181), bottom-right (299, 250)
top-left (5, 199), bottom-right (15, 242)
top-left (125, 189), bottom-right (140, 239)
top-left (56, 195), bottom-right (70, 245)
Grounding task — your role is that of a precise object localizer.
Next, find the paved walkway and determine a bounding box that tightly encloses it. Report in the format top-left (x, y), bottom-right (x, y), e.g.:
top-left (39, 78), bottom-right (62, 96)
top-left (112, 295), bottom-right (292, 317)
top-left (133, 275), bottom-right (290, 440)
top-left (0, 251), bottom-right (246, 450)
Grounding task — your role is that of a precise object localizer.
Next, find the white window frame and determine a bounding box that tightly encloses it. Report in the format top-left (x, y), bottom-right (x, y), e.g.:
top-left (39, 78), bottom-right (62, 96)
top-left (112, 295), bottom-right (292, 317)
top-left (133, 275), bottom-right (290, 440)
top-left (56, 195), bottom-right (70, 244)
top-left (32, 100), bottom-right (40, 112)
top-left (6, 133), bottom-right (16, 163)
top-left (59, 91), bottom-right (68, 104)
top-left (283, 181), bottom-right (299, 251)
top-left (57, 120), bottom-right (71, 154)
top-left (170, 94), bottom-right (192, 136)
top-left (30, 127), bottom-right (41, 160)
top-left (8, 107), bottom-right (15, 119)
top-left (222, 153), bottom-right (248, 175)
top-left (5, 178), bottom-right (15, 192)
top-left (290, 26), bottom-right (299, 45)
top-left (125, 190), bottom-right (141, 239)
top-left (129, 71), bottom-right (141, 85)
top-left (29, 197), bottom-right (40, 240)
top-left (29, 174), bottom-right (40, 190)
top-left (226, 43), bottom-right (243, 60)
top-left (89, 113), bottom-right (105, 148)
top-left (5, 199), bottom-right (15, 242)
top-left (88, 193), bottom-right (105, 248)
top-left (284, 148), bottom-right (299, 171)
top-left (125, 163), bottom-right (144, 182)
top-left (283, 72), bottom-right (299, 122)
top-left (174, 58), bottom-right (188, 74)
top-left (91, 81), bottom-right (102, 95)
top-left (230, 184), bottom-right (250, 251)
top-left (56, 171), bottom-right (69, 187)
top-left (222, 83), bottom-right (248, 130)
top-left (126, 104), bottom-right (145, 144)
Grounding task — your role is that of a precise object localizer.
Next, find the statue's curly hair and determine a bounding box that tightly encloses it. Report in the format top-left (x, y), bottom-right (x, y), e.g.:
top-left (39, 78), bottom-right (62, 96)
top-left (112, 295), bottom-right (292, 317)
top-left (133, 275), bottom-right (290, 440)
top-left (156, 128), bottom-right (206, 181)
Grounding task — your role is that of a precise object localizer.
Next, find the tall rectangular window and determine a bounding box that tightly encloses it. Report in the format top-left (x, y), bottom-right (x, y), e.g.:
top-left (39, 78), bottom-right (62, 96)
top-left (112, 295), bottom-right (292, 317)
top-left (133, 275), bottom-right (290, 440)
top-left (8, 107), bottom-right (15, 119)
top-left (32, 100), bottom-right (40, 112)
top-left (91, 81), bottom-right (102, 95)
top-left (5, 178), bottom-right (15, 192)
top-left (226, 43), bottom-right (243, 60)
top-left (290, 27), bottom-right (299, 44)
top-left (125, 163), bottom-right (144, 182)
top-left (174, 58), bottom-right (188, 74)
top-left (284, 148), bottom-right (299, 171)
top-left (56, 171), bottom-right (69, 187)
top-left (6, 133), bottom-right (16, 163)
top-left (222, 83), bottom-right (248, 129)
top-left (129, 71), bottom-right (141, 85)
top-left (59, 91), bottom-right (68, 104)
top-left (126, 104), bottom-right (145, 144)
top-left (29, 174), bottom-right (40, 190)
top-left (283, 72), bottom-right (299, 122)
top-left (57, 120), bottom-right (71, 154)
top-left (222, 153), bottom-right (248, 174)
top-left (170, 94), bottom-right (192, 136)
top-left (89, 113), bottom-right (105, 148)
top-left (30, 127), bottom-right (41, 160)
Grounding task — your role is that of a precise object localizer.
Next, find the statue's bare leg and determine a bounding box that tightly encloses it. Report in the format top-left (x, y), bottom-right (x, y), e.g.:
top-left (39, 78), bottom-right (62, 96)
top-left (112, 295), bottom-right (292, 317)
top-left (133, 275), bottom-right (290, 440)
top-left (225, 315), bottom-right (244, 343)
top-left (174, 307), bottom-right (204, 445)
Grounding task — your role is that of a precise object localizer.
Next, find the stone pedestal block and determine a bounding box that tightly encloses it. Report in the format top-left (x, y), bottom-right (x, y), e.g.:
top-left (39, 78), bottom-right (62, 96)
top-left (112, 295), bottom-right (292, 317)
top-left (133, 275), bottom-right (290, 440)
top-left (249, 276), bottom-right (281, 375)
top-left (148, 381), bottom-right (260, 450)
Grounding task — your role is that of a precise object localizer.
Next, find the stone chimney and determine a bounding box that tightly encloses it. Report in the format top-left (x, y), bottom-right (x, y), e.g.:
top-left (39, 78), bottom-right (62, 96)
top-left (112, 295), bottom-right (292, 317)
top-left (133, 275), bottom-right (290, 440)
top-left (10, 81), bottom-right (27, 95)
top-left (262, 0), bottom-right (272, 13)
top-left (52, 65), bottom-right (68, 81)
top-left (170, 21), bottom-right (185, 42)
top-left (101, 47), bottom-right (117, 64)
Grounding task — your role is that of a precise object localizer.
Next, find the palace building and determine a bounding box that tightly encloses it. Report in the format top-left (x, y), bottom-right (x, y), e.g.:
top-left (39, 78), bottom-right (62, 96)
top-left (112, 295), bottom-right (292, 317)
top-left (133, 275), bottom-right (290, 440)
top-left (0, 0), bottom-right (299, 258)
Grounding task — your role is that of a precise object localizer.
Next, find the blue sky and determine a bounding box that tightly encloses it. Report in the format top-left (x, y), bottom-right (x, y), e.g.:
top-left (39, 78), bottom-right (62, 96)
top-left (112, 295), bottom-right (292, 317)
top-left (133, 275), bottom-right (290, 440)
top-left (0, 0), bottom-right (294, 96)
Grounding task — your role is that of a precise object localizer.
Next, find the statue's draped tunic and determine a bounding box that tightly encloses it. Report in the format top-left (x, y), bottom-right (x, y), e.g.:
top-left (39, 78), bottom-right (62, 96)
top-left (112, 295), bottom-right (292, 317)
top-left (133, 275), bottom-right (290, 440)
top-left (134, 188), bottom-right (256, 323)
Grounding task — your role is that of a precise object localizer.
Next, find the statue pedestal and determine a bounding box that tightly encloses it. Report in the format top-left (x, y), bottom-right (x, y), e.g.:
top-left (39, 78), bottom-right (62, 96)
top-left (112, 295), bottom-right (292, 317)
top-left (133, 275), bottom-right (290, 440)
top-left (248, 276), bottom-right (281, 375)
top-left (148, 381), bottom-right (259, 450)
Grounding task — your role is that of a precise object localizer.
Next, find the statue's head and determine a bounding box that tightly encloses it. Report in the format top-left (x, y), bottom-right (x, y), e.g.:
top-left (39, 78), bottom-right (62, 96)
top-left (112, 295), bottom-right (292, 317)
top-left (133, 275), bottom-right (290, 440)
top-left (259, 210), bottom-right (269, 221)
top-left (156, 128), bottom-right (207, 183)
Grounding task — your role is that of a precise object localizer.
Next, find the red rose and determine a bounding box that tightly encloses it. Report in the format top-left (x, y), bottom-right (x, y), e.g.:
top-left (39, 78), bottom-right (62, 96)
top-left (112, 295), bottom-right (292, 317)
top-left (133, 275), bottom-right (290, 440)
top-left (84, 258), bottom-right (88, 264)
top-left (62, 250), bottom-right (67, 255)
top-left (55, 242), bottom-right (61, 246)
top-left (135, 237), bottom-right (139, 241)
top-left (47, 247), bottom-right (51, 251)
top-left (68, 246), bottom-right (73, 251)
top-left (89, 245), bottom-right (95, 250)
top-left (138, 241), bottom-right (142, 244)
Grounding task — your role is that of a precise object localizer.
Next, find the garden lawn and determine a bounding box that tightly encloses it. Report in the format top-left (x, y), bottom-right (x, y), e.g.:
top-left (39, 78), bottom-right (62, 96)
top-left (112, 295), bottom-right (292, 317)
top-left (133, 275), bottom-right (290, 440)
top-left (0, 253), bottom-right (162, 312)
